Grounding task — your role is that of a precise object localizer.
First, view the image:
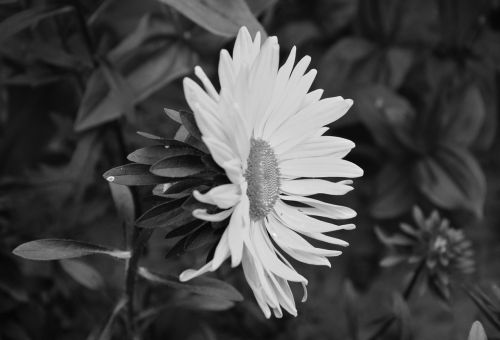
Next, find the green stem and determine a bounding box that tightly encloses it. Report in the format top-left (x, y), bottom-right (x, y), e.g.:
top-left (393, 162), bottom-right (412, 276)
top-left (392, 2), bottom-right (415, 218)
top-left (366, 260), bottom-right (425, 340)
top-left (125, 228), bottom-right (153, 340)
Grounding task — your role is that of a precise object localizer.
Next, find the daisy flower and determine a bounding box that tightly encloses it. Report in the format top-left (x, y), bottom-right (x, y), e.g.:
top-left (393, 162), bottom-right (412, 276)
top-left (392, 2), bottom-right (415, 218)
top-left (179, 27), bottom-right (363, 318)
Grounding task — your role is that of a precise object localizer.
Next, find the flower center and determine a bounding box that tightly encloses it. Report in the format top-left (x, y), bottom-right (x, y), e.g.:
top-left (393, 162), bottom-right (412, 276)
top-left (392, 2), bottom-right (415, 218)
top-left (245, 138), bottom-right (280, 221)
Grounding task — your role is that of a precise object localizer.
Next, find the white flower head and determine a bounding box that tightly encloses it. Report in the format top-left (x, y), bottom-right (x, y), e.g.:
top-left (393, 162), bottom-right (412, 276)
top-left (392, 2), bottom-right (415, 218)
top-left (180, 27), bottom-right (363, 318)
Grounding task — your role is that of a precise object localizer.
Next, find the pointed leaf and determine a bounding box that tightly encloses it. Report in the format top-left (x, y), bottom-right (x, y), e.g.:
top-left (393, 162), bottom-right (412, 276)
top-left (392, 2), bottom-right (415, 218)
top-left (104, 163), bottom-right (171, 186)
top-left (136, 198), bottom-right (192, 229)
top-left (0, 6), bottom-right (73, 43)
top-left (60, 259), bottom-right (104, 290)
top-left (416, 146), bottom-right (486, 218)
top-left (158, 0), bottom-right (266, 38)
top-left (150, 155), bottom-right (206, 178)
top-left (109, 183), bottom-right (135, 227)
top-left (13, 239), bottom-right (130, 261)
top-left (138, 267), bottom-right (243, 301)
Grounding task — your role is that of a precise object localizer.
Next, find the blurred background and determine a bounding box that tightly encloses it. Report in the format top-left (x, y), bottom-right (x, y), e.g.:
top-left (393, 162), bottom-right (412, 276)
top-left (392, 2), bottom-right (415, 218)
top-left (0, 0), bottom-right (499, 339)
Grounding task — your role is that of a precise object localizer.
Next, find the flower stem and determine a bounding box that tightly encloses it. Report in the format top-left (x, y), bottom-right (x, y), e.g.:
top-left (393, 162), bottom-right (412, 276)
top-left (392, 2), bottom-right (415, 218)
top-left (366, 260), bottom-right (425, 340)
top-left (125, 228), bottom-right (153, 340)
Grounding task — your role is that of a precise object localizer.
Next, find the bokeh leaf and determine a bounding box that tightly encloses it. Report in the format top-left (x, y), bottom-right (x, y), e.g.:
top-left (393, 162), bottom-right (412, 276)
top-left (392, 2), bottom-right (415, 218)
top-left (158, 0), bottom-right (266, 38)
top-left (60, 259), bottom-right (104, 290)
top-left (75, 15), bottom-right (197, 131)
top-left (416, 146), bottom-right (486, 218)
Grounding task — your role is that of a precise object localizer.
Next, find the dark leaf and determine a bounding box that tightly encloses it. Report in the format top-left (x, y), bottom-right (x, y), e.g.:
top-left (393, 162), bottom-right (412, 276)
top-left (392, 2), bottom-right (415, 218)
top-left (150, 155), bottom-right (206, 178)
top-left (75, 15), bottom-right (197, 131)
top-left (441, 84), bottom-right (486, 147)
top-left (0, 5), bottom-right (72, 44)
top-left (95, 298), bottom-right (127, 340)
top-left (138, 267), bottom-right (243, 301)
top-left (165, 219), bottom-right (207, 239)
top-left (173, 294), bottom-right (235, 311)
top-left (416, 146), bottom-right (486, 218)
top-left (179, 110), bottom-right (202, 141)
top-left (392, 293), bottom-right (412, 340)
top-left (60, 259), bottom-right (104, 290)
top-left (104, 163), bottom-right (171, 186)
top-left (127, 144), bottom-right (202, 165)
top-left (136, 198), bottom-right (194, 229)
top-left (13, 239), bottom-right (130, 261)
top-left (158, 0), bottom-right (266, 38)
top-left (370, 162), bottom-right (416, 218)
top-left (353, 85), bottom-right (416, 153)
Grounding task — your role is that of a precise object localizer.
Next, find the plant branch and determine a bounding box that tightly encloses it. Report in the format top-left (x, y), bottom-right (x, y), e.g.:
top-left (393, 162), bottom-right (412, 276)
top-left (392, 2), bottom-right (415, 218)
top-left (366, 260), bottom-right (425, 340)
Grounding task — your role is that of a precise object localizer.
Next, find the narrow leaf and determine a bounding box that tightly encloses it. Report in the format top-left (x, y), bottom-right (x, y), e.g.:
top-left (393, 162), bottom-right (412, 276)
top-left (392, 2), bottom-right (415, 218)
top-left (138, 267), bottom-right (243, 301)
top-left (104, 163), bottom-right (171, 186)
top-left (60, 259), bottom-right (104, 290)
top-left (158, 0), bottom-right (266, 38)
top-left (150, 155), bottom-right (206, 178)
top-left (13, 239), bottom-right (130, 261)
top-left (109, 183), bottom-right (135, 227)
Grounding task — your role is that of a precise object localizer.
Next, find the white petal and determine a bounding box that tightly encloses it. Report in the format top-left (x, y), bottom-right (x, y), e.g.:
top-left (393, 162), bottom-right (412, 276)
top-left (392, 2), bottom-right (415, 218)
top-left (193, 184), bottom-right (241, 209)
top-left (280, 155), bottom-right (363, 179)
top-left (273, 200), bottom-right (352, 233)
top-left (218, 49), bottom-right (236, 90)
top-left (279, 136), bottom-right (355, 161)
top-left (279, 195), bottom-right (357, 219)
top-left (271, 98), bottom-right (353, 154)
top-left (212, 228), bottom-right (230, 269)
top-left (202, 136), bottom-right (238, 167)
top-left (280, 179), bottom-right (353, 196)
top-left (251, 223), bottom-right (307, 282)
top-left (227, 196), bottom-right (250, 267)
top-left (193, 208), bottom-right (233, 222)
top-left (179, 261), bottom-right (214, 281)
top-left (194, 66), bottom-right (219, 101)
top-left (267, 214), bottom-right (343, 257)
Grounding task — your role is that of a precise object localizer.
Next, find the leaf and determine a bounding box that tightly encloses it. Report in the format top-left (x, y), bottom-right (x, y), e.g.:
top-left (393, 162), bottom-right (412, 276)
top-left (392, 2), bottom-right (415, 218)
top-left (136, 198), bottom-right (194, 229)
top-left (375, 227), bottom-right (414, 246)
top-left (441, 84), bottom-right (486, 147)
top-left (95, 298), bottom-right (127, 340)
top-left (60, 259), bottom-right (104, 290)
top-left (127, 144), bottom-right (202, 165)
top-left (0, 5), bottom-right (73, 44)
top-left (165, 219), bottom-right (207, 239)
top-left (370, 162), bottom-right (416, 218)
top-left (392, 293), bottom-right (412, 340)
top-left (138, 267), bottom-right (243, 301)
top-left (179, 110), bottom-right (202, 141)
top-left (343, 280), bottom-right (360, 340)
top-left (150, 155), bottom-right (206, 178)
top-left (103, 163), bottom-right (171, 186)
top-left (317, 37), bottom-right (375, 94)
top-left (13, 239), bottom-right (130, 261)
top-left (173, 295), bottom-right (235, 311)
top-left (108, 183), bottom-right (135, 227)
top-left (75, 15), bottom-right (197, 131)
top-left (98, 58), bottom-right (136, 121)
top-left (468, 321), bottom-right (487, 340)
top-left (352, 85), bottom-right (416, 153)
top-left (158, 0), bottom-right (266, 38)
top-left (416, 146), bottom-right (486, 218)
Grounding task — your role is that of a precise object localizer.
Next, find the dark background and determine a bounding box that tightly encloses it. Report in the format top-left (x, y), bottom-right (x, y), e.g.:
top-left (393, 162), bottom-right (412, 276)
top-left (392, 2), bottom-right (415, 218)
top-left (0, 0), bottom-right (499, 339)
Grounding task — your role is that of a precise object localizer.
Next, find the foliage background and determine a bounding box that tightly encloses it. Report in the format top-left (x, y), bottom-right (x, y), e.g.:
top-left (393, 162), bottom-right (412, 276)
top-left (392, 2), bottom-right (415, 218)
top-left (0, 0), bottom-right (499, 339)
